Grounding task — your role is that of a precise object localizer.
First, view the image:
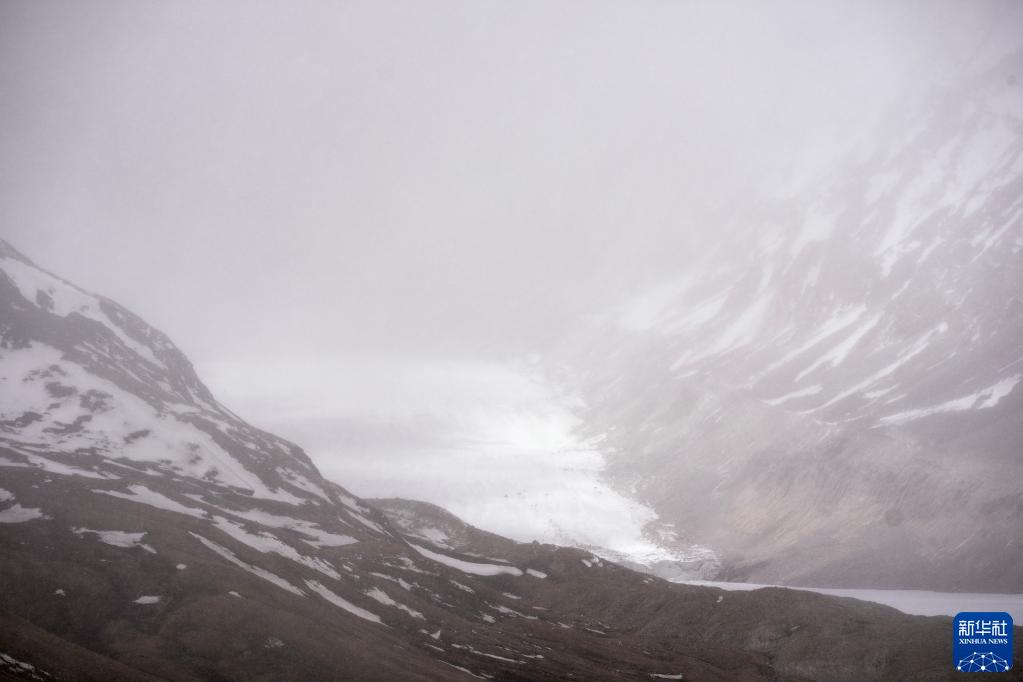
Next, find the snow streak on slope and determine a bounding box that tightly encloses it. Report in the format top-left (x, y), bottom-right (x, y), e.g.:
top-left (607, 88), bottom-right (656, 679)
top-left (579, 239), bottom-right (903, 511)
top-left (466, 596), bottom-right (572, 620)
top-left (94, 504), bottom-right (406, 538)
top-left (553, 49), bottom-right (1023, 591)
top-left (408, 543), bottom-right (523, 577)
top-left (879, 374), bottom-right (1021, 424)
top-left (305, 580), bottom-right (383, 625)
top-left (608, 51), bottom-right (1023, 427)
top-left (0, 242), bottom-right (331, 505)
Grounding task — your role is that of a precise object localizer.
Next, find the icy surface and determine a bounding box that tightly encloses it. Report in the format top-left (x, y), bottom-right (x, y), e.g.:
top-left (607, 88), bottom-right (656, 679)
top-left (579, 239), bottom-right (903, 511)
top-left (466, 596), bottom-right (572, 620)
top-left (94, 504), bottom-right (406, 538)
top-left (205, 357), bottom-right (700, 569)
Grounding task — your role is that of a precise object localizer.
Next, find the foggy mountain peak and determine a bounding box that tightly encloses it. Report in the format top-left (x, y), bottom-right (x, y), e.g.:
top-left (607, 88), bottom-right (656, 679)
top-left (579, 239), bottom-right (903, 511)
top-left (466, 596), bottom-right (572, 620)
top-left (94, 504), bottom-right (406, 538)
top-left (553, 47), bottom-right (1023, 592)
top-left (0, 239), bottom-right (327, 502)
top-left (4, 237), bottom-right (1000, 681)
top-left (3, 2), bottom-right (1023, 678)
top-left (602, 46), bottom-right (1023, 424)
top-left (3, 230), bottom-right (1018, 681)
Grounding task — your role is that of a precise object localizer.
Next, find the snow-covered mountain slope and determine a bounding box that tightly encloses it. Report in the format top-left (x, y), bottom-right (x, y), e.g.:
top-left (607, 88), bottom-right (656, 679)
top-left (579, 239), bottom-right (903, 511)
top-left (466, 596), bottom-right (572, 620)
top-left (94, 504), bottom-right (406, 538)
top-left (553, 50), bottom-right (1023, 591)
top-left (4, 238), bottom-right (997, 680)
top-left (0, 240), bottom-right (336, 506)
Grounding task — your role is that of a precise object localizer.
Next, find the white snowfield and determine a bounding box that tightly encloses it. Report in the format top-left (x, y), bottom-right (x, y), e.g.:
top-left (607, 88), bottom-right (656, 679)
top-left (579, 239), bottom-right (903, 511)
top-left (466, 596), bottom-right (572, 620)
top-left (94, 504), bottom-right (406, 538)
top-left (73, 528), bottom-right (156, 553)
top-left (203, 356), bottom-right (707, 573)
top-left (763, 384), bottom-right (822, 406)
top-left (602, 67), bottom-right (1023, 430)
top-left (0, 253), bottom-right (162, 367)
top-left (0, 450), bottom-right (112, 480)
top-left (382, 509), bottom-right (454, 549)
top-left (305, 580), bottom-right (383, 625)
top-left (0, 503), bottom-right (49, 523)
top-left (213, 506), bottom-right (357, 548)
top-left (1, 250), bottom-right (333, 508)
top-left (685, 581), bottom-right (1023, 622)
top-left (451, 642), bottom-right (524, 665)
top-left (0, 488), bottom-right (49, 523)
top-left (210, 515), bottom-right (341, 580)
top-left (0, 651), bottom-right (42, 676)
top-left (879, 374), bottom-right (1021, 425)
top-left (190, 532), bottom-right (304, 596)
top-left (0, 342), bottom-right (302, 503)
top-left (408, 543), bottom-right (523, 577)
top-left (365, 587), bottom-right (425, 620)
top-left (99, 485), bottom-right (208, 519)
top-left (88, 484), bottom-right (380, 593)
top-left (489, 604), bottom-right (537, 621)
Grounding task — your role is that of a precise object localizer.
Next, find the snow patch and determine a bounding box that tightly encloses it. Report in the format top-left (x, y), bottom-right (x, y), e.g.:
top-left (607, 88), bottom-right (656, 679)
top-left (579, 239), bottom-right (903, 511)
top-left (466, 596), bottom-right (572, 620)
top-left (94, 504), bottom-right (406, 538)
top-left (305, 580), bottom-right (383, 625)
top-left (213, 506), bottom-right (357, 548)
top-left (0, 255), bottom-right (161, 365)
top-left (794, 314), bottom-right (882, 382)
top-left (880, 374), bottom-right (1020, 425)
top-left (210, 516), bottom-right (341, 579)
top-left (190, 532), bottom-right (304, 596)
top-left (365, 587), bottom-right (425, 619)
top-left (73, 528), bottom-right (156, 553)
top-left (0, 504), bottom-right (48, 523)
top-left (409, 543), bottom-right (523, 577)
top-left (764, 384), bottom-right (823, 406)
top-left (98, 485), bottom-right (207, 519)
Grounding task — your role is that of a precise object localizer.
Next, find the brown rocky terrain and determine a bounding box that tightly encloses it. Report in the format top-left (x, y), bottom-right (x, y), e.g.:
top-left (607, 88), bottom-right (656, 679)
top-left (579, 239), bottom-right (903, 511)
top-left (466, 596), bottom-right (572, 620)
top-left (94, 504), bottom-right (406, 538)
top-left (1, 239), bottom-right (1020, 680)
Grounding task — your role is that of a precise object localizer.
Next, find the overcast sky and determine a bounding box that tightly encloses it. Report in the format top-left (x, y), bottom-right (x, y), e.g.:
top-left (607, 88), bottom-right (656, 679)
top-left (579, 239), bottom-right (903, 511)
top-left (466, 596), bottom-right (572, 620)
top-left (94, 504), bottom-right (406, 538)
top-left (3, 0), bottom-right (1011, 364)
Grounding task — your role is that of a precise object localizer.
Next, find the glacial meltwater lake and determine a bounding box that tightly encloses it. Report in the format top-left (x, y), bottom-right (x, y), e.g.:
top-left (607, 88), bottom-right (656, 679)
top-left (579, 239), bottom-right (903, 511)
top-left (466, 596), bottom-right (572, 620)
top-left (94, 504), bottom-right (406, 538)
top-left (685, 581), bottom-right (1023, 622)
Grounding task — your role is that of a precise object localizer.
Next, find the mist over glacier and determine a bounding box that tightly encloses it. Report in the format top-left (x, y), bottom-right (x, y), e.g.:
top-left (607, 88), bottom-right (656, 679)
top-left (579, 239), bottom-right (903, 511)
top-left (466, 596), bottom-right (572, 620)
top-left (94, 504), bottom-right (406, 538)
top-left (201, 356), bottom-right (674, 560)
top-left (5, 1), bottom-right (1023, 679)
top-left (4, 0), bottom-right (1022, 590)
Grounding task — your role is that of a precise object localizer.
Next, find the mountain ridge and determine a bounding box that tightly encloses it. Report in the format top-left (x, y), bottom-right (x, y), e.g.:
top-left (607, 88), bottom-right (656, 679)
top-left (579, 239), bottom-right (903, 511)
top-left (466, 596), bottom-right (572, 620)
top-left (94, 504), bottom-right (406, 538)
top-left (2, 240), bottom-right (1014, 679)
top-left (547, 48), bottom-right (1023, 592)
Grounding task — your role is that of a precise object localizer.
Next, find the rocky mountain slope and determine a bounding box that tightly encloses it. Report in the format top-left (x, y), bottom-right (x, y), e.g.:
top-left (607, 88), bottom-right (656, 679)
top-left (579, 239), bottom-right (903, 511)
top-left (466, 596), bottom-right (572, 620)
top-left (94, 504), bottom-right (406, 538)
top-left (3, 240), bottom-right (1019, 680)
top-left (550, 49), bottom-right (1023, 591)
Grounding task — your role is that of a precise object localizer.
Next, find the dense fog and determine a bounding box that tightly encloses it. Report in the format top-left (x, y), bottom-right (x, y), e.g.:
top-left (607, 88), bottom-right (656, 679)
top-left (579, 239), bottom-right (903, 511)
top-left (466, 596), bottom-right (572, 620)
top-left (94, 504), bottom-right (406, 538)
top-left (4, 0), bottom-right (1021, 567)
